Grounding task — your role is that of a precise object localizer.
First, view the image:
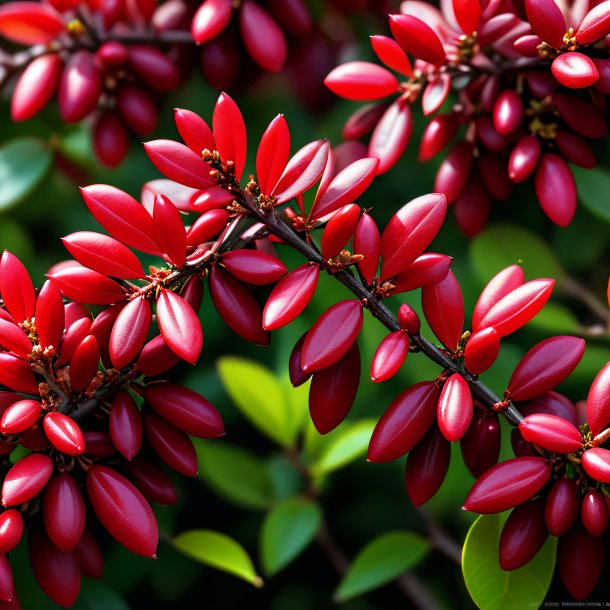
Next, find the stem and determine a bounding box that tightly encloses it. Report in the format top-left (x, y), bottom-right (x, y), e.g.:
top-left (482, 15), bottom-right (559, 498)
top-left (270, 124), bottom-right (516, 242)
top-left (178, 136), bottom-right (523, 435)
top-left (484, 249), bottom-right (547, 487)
top-left (559, 276), bottom-right (610, 328)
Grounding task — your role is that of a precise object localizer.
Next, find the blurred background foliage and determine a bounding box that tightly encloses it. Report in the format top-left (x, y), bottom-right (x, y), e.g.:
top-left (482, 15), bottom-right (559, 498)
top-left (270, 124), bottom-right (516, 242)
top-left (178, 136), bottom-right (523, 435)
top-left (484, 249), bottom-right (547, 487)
top-left (1, 3), bottom-right (610, 607)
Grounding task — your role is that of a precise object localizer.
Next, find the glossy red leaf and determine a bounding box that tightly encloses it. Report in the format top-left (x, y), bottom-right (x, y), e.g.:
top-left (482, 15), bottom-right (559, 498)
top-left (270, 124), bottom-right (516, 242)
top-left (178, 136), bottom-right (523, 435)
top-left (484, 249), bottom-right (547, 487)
top-left (453, 0), bottom-right (481, 34)
top-left (2, 453), bottom-right (53, 506)
top-left (462, 456), bottom-right (552, 513)
top-left (68, 334), bottom-right (100, 392)
top-left (370, 330), bottom-right (409, 382)
top-left (44, 412), bottom-right (85, 455)
top-left (262, 263), bottom-right (319, 330)
top-left (437, 373), bottom-right (473, 442)
top-left (116, 84), bottom-right (157, 137)
top-left (0, 553), bottom-right (13, 602)
top-left (239, 0), bottom-right (287, 72)
top-left (555, 130), bottom-right (596, 168)
top-left (587, 361), bottom-right (610, 436)
top-left (499, 499), bottom-right (548, 570)
top-left (109, 391), bottom-right (143, 461)
top-left (519, 413), bottom-right (582, 453)
top-left (208, 266), bottom-right (268, 345)
top-left (220, 250), bottom-right (287, 285)
top-left (0, 353), bottom-right (38, 393)
top-left (433, 141), bottom-right (473, 203)
top-left (256, 115), bottom-right (291, 195)
top-left (545, 477), bottom-right (579, 536)
top-left (554, 94), bottom-right (608, 138)
top-left (144, 382), bottom-right (224, 438)
top-left (476, 278), bottom-right (555, 337)
top-left (43, 473), bottom-right (86, 552)
top-left (353, 212), bottom-right (380, 284)
top-left (0, 251), bottom-right (35, 323)
top-left (551, 52), bottom-right (599, 88)
top-left (34, 280), bottom-right (64, 353)
top-left (212, 92), bottom-right (247, 181)
top-left (80, 185), bottom-right (160, 255)
top-left (389, 14), bottom-right (446, 65)
top-left (128, 45), bottom-right (180, 92)
top-left (421, 270), bottom-right (464, 351)
top-left (271, 140), bottom-right (329, 204)
top-left (144, 140), bottom-right (216, 190)
top-left (461, 410), bottom-right (501, 478)
top-left (58, 317), bottom-right (91, 367)
top-left (493, 89), bottom-right (523, 136)
top-left (144, 414), bottom-right (198, 477)
top-left (464, 328), bottom-right (500, 374)
top-left (288, 333), bottom-right (311, 387)
top-left (301, 300), bottom-right (363, 373)
top-left (558, 524), bottom-right (605, 601)
top-left (312, 158), bottom-right (378, 219)
top-left (370, 35), bottom-right (412, 76)
top-left (380, 193), bottom-right (447, 280)
top-left (153, 195), bottom-right (186, 267)
top-left (0, 510), bottom-right (23, 553)
top-left (535, 153), bottom-right (577, 227)
top-left (309, 341), bottom-right (360, 434)
top-left (186, 209), bottom-right (230, 245)
top-left (110, 298), bottom-right (152, 370)
top-left (0, 318), bottom-right (32, 358)
top-left (29, 526), bottom-right (81, 608)
top-left (62, 231), bottom-right (146, 279)
top-left (391, 253), bottom-right (452, 294)
top-left (422, 73), bottom-right (450, 116)
top-left (576, 0), bottom-right (610, 44)
top-left (125, 454), bottom-right (178, 506)
top-left (508, 336), bottom-right (585, 401)
top-left (0, 1), bottom-right (64, 44)
top-left (137, 335), bottom-right (181, 377)
top-left (324, 61), bottom-right (399, 102)
top-left (0, 399), bottom-right (42, 434)
top-left (582, 447), bottom-right (610, 482)
top-left (472, 265), bottom-right (524, 331)
top-left (508, 134), bottom-right (541, 183)
top-left (319, 205), bottom-right (360, 259)
top-left (11, 53), bottom-right (62, 121)
top-left (59, 50), bottom-right (102, 123)
top-left (48, 265), bottom-right (125, 305)
top-left (368, 99), bottom-right (412, 175)
top-left (581, 489), bottom-right (608, 536)
top-left (175, 108), bottom-right (215, 156)
top-left (419, 114), bottom-right (459, 162)
top-left (86, 465), bottom-right (158, 557)
top-left (156, 290), bottom-right (203, 364)
top-left (397, 303), bottom-right (421, 335)
top-left (368, 382), bottom-right (440, 462)
top-left (525, 0), bottom-right (565, 47)
top-left (191, 0), bottom-right (232, 44)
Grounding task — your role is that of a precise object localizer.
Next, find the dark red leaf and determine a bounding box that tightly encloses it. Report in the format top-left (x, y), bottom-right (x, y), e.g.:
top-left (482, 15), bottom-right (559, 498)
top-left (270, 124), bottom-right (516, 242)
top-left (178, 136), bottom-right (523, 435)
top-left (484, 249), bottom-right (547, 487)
top-left (109, 391), bottom-right (143, 461)
top-left (437, 373), bottom-right (473, 442)
top-left (43, 473), bottom-right (85, 552)
top-left (587, 361), bottom-right (610, 436)
top-left (110, 298), bottom-right (152, 370)
top-left (220, 250), bottom-right (287, 285)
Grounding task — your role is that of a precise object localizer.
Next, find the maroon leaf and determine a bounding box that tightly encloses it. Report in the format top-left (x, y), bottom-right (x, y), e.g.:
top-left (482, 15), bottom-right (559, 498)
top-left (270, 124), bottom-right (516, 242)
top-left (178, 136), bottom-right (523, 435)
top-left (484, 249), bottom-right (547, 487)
top-left (525, 0), bottom-right (565, 47)
top-left (137, 335), bottom-right (181, 377)
top-left (109, 298), bottom-right (152, 370)
top-left (43, 473), bottom-right (86, 552)
top-left (581, 489), bottom-right (608, 536)
top-left (212, 92), bottom-right (247, 180)
top-left (156, 290), bottom-right (203, 364)
top-left (220, 250), bottom-right (287, 285)
top-left (499, 499), bottom-right (547, 570)
top-left (191, 0), bottom-right (232, 44)
top-left (576, 1), bottom-right (610, 44)
top-left (43, 412), bottom-right (85, 455)
top-left (460, 410), bottom-right (501, 478)
top-left (144, 414), bottom-right (198, 477)
top-left (0, 510), bottom-right (23, 553)
top-left (534, 154), bottom-right (577, 227)
top-left (125, 454), bottom-right (178, 506)
top-left (59, 50), bottom-right (102, 123)
top-left (109, 391), bottom-right (143, 461)
top-left (545, 477), bottom-right (579, 536)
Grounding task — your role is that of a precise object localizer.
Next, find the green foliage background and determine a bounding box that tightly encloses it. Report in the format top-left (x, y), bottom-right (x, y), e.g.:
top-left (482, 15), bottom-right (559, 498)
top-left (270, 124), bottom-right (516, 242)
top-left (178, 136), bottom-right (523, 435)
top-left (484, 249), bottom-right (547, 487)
top-left (1, 19), bottom-right (610, 609)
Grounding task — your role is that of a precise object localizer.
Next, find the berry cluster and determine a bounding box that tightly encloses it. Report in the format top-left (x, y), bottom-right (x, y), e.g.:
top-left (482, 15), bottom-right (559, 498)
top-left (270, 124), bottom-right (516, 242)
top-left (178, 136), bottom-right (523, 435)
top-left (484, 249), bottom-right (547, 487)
top-left (325, 0), bottom-right (610, 233)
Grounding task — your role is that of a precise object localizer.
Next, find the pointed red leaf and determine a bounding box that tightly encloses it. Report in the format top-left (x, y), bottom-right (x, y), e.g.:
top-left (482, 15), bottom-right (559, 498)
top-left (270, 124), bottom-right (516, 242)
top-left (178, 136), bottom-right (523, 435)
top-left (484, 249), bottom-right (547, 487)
top-left (586, 361), bottom-right (610, 437)
top-left (0, 2), bottom-right (64, 44)
top-left (519, 413), bottom-right (582, 454)
top-left (220, 250), bottom-right (286, 285)
top-left (256, 115), bottom-right (291, 195)
top-left (320, 204), bottom-right (361, 259)
top-left (575, 0), bottom-right (610, 44)
top-left (43, 473), bottom-right (86, 552)
top-left (80, 185), bottom-right (160, 255)
top-left (0, 353), bottom-right (37, 393)
top-left (58, 50), bottom-right (102, 123)
top-left (368, 99), bottom-right (412, 174)
top-left (370, 35), bottom-right (412, 76)
top-left (453, 0), bottom-right (481, 34)
top-left (370, 330), bottom-right (409, 382)
top-left (0, 318), bottom-right (32, 358)
top-left (525, 0), bottom-right (566, 47)
top-left (109, 298), bottom-right (152, 370)
top-left (389, 14), bottom-right (446, 65)
top-left (353, 212), bottom-right (380, 284)
top-left (422, 73), bottom-right (451, 116)
top-left (0, 251), bottom-right (35, 323)
top-left (212, 92), bottom-right (247, 181)
top-left (551, 52), bottom-right (599, 88)
top-left (391, 253), bottom-right (452, 294)
top-left (438, 373), bottom-right (473, 442)
top-left (58, 317), bottom-right (91, 367)
top-left (153, 194), bottom-right (186, 267)
top-left (69, 335), bottom-right (100, 392)
top-left (464, 327), bottom-right (500, 374)
top-left (156, 290), bottom-right (203, 364)
top-left (0, 510), bottom-right (23, 553)
top-left (0, 399), bottom-right (42, 434)
top-left (35, 280), bottom-right (64, 353)
top-left (109, 391), bottom-right (143, 461)
top-left (191, 0), bottom-right (232, 44)
top-left (144, 414), bottom-right (198, 477)
top-left (48, 264), bottom-right (126, 305)
top-left (535, 154), bottom-right (577, 227)
top-left (324, 61), bottom-right (399, 101)
top-left (2, 453), bottom-right (53, 506)
top-left (175, 108), bottom-right (215, 156)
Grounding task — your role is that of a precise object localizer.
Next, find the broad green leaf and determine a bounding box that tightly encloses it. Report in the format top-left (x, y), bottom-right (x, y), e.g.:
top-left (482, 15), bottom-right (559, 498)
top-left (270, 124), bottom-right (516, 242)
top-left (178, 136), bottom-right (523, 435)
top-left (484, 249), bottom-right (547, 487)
top-left (470, 223), bottom-right (564, 282)
top-left (527, 301), bottom-right (580, 333)
top-left (217, 357), bottom-right (294, 447)
top-left (309, 419), bottom-right (376, 475)
top-left (173, 529), bottom-right (262, 587)
top-left (282, 376), bottom-right (310, 444)
top-left (462, 514), bottom-right (557, 610)
top-left (334, 531), bottom-right (429, 602)
top-left (0, 138), bottom-right (53, 210)
top-left (195, 440), bottom-right (273, 510)
top-left (261, 498), bottom-right (322, 576)
top-left (72, 579), bottom-right (132, 610)
top-left (572, 166), bottom-right (610, 223)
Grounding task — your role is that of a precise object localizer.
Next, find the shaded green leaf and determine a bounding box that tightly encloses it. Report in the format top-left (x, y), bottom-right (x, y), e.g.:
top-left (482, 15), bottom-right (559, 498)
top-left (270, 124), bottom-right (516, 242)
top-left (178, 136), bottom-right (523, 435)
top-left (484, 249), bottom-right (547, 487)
top-left (309, 419), bottom-right (376, 475)
top-left (462, 514), bottom-right (557, 610)
top-left (217, 357), bottom-right (294, 447)
top-left (527, 302), bottom-right (580, 333)
top-left (72, 579), bottom-right (132, 610)
top-left (195, 440), bottom-right (273, 510)
top-left (470, 223), bottom-right (564, 282)
top-left (334, 531), bottom-right (429, 602)
top-left (0, 138), bottom-right (53, 210)
top-left (572, 166), bottom-right (610, 223)
top-left (261, 498), bottom-right (322, 576)
top-left (173, 529), bottom-right (263, 587)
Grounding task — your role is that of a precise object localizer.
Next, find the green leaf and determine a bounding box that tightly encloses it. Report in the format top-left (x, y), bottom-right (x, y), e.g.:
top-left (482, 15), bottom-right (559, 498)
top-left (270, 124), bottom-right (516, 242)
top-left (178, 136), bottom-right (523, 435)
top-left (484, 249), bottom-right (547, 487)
top-left (72, 579), bottom-right (132, 610)
top-left (309, 419), bottom-right (376, 475)
top-left (572, 166), bottom-right (610, 223)
top-left (527, 301), bottom-right (580, 333)
top-left (217, 357), bottom-right (294, 447)
top-left (334, 531), bottom-right (429, 602)
top-left (195, 440), bottom-right (273, 510)
top-left (470, 223), bottom-right (564, 282)
top-left (462, 514), bottom-right (557, 610)
top-left (0, 138), bottom-right (53, 210)
top-left (261, 498), bottom-right (322, 576)
top-left (173, 529), bottom-right (263, 588)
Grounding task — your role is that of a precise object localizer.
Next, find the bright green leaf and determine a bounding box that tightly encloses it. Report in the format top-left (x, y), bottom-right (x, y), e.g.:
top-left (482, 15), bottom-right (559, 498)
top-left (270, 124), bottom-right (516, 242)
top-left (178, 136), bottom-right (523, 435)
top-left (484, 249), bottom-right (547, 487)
top-left (462, 514), bottom-right (557, 610)
top-left (572, 166), bottom-right (610, 222)
top-left (72, 579), bottom-right (132, 610)
top-left (470, 223), bottom-right (564, 282)
top-left (261, 498), bottom-right (322, 576)
top-left (217, 357), bottom-right (293, 447)
top-left (309, 419), bottom-right (376, 475)
top-left (282, 376), bottom-right (310, 445)
top-left (334, 531), bottom-right (429, 602)
top-left (0, 138), bottom-right (53, 210)
top-left (173, 529), bottom-right (263, 588)
top-left (195, 440), bottom-right (273, 510)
